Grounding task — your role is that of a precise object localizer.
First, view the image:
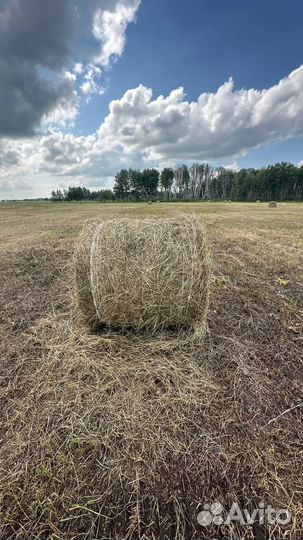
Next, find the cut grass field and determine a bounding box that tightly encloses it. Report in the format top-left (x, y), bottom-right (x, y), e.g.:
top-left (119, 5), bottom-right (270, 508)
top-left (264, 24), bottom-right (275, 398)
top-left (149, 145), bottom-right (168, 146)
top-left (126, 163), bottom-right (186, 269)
top-left (0, 201), bottom-right (302, 539)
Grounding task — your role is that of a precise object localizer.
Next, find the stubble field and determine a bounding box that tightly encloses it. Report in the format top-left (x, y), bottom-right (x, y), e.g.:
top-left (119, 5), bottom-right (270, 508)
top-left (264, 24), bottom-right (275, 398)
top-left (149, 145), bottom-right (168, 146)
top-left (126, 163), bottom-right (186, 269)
top-left (0, 201), bottom-right (302, 539)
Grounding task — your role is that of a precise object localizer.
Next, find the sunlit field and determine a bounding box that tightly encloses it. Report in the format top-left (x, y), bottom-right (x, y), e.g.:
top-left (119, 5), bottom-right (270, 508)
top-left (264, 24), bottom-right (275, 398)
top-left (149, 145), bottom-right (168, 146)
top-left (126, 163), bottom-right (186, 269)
top-left (0, 201), bottom-right (302, 539)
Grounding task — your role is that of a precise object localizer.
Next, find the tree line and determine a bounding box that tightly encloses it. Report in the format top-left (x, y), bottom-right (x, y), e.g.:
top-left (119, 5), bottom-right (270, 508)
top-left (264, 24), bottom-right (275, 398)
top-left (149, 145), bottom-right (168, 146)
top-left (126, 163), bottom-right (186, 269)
top-left (51, 162), bottom-right (303, 202)
top-left (51, 186), bottom-right (113, 202)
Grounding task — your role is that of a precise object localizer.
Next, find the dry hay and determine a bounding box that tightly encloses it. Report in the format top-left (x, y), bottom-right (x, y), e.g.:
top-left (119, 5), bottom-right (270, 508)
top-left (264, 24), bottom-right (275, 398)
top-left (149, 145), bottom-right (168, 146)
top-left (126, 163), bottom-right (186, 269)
top-left (268, 201), bottom-right (278, 207)
top-left (0, 288), bottom-right (302, 539)
top-left (75, 215), bottom-right (210, 338)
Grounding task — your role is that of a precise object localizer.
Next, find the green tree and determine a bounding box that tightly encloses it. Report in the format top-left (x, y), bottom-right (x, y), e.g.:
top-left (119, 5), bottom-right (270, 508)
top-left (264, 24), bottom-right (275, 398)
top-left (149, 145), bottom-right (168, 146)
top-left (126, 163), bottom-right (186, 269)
top-left (98, 189), bottom-right (114, 201)
top-left (113, 169), bottom-right (130, 199)
top-left (50, 189), bottom-right (64, 202)
top-left (141, 168), bottom-right (160, 198)
top-left (128, 168), bottom-right (143, 198)
top-left (160, 168), bottom-right (174, 196)
top-left (65, 186), bottom-right (87, 201)
top-left (82, 187), bottom-right (91, 200)
top-left (214, 167), bottom-right (235, 200)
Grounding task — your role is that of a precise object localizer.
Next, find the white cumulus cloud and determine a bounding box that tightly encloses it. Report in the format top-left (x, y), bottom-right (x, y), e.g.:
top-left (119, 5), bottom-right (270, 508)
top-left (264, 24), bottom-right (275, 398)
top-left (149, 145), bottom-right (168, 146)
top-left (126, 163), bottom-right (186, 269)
top-left (93, 65), bottom-right (302, 163)
top-left (93, 0), bottom-right (141, 66)
top-left (80, 65), bottom-right (104, 95)
top-left (73, 62), bottom-right (83, 75)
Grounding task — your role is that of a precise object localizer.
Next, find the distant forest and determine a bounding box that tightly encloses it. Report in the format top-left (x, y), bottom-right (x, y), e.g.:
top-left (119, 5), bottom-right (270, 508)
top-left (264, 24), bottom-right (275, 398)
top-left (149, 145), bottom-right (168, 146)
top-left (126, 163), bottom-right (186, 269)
top-left (51, 162), bottom-right (303, 202)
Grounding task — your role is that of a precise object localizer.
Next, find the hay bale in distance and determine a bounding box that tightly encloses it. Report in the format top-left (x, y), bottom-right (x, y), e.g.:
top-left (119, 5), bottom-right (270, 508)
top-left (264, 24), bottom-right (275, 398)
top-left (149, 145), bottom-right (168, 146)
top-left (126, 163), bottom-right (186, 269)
top-left (268, 201), bottom-right (277, 207)
top-left (75, 215), bottom-right (210, 336)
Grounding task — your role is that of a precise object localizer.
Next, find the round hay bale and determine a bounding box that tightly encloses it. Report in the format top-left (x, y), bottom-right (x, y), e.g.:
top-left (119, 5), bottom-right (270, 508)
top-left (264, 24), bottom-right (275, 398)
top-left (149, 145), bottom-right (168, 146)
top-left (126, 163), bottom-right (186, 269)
top-left (75, 215), bottom-right (210, 336)
top-left (147, 200), bottom-right (153, 205)
top-left (268, 201), bottom-right (277, 207)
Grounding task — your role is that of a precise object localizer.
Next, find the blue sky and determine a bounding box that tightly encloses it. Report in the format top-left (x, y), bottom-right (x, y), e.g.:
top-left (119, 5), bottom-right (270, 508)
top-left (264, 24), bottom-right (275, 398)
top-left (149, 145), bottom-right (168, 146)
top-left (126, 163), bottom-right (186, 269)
top-left (79, 0), bottom-right (301, 126)
top-left (76, 0), bottom-right (302, 166)
top-left (0, 0), bottom-right (302, 198)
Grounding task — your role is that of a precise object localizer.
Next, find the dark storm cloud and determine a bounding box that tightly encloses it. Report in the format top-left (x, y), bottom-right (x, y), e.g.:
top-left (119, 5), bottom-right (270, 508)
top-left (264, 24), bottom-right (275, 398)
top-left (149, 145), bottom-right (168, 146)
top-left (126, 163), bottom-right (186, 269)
top-left (0, 59), bottom-right (77, 137)
top-left (0, 0), bottom-right (77, 137)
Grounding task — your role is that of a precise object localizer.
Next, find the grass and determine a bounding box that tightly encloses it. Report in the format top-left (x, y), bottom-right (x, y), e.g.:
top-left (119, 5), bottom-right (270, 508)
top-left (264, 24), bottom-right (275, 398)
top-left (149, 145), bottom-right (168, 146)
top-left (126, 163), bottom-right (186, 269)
top-left (0, 201), bottom-right (302, 539)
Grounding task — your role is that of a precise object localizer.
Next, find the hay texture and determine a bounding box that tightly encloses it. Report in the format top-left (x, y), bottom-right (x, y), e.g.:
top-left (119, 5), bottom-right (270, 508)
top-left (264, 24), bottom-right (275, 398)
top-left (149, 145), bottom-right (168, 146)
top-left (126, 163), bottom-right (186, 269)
top-left (268, 201), bottom-right (277, 207)
top-left (75, 215), bottom-right (210, 336)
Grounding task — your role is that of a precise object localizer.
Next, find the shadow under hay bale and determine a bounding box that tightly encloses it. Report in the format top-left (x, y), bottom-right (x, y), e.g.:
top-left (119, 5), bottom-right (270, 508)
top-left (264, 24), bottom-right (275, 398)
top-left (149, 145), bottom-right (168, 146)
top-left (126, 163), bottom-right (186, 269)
top-left (268, 201), bottom-right (277, 207)
top-left (75, 215), bottom-right (211, 340)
